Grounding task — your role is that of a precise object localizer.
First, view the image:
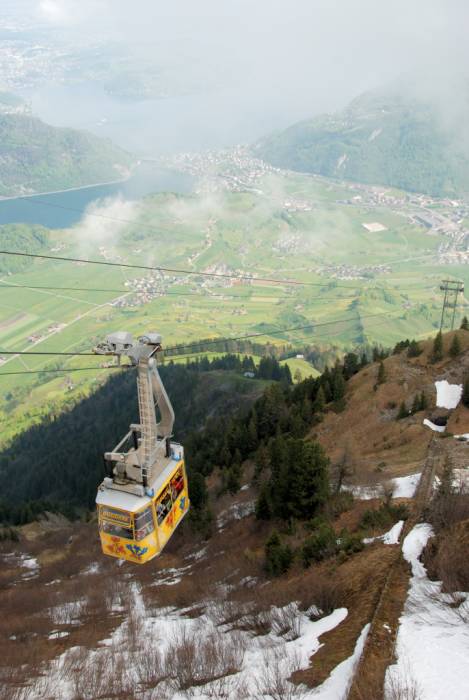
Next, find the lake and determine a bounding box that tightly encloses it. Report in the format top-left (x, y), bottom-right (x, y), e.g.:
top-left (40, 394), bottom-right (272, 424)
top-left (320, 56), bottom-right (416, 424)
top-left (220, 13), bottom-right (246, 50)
top-left (0, 164), bottom-right (194, 229)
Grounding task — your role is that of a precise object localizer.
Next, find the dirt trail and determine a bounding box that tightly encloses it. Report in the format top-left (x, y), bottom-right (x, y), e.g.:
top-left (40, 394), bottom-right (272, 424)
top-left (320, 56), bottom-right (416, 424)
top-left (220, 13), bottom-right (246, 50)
top-left (347, 437), bottom-right (445, 700)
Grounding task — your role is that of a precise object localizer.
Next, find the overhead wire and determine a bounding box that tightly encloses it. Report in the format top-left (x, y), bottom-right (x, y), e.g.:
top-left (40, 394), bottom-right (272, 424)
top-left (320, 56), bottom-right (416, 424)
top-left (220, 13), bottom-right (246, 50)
top-left (0, 310), bottom-right (395, 362)
top-left (0, 250), bottom-right (362, 288)
top-left (0, 365), bottom-right (131, 377)
top-left (162, 311), bottom-right (393, 355)
top-left (0, 250), bottom-right (441, 291)
top-left (0, 313), bottom-right (401, 375)
top-left (164, 315), bottom-right (399, 363)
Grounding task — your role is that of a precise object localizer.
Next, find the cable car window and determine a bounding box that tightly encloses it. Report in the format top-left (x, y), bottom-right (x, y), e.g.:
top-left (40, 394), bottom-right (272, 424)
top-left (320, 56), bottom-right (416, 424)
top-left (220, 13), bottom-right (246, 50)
top-left (135, 506), bottom-right (155, 540)
top-left (170, 468), bottom-right (184, 500)
top-left (100, 520), bottom-right (133, 539)
top-left (156, 486), bottom-right (173, 525)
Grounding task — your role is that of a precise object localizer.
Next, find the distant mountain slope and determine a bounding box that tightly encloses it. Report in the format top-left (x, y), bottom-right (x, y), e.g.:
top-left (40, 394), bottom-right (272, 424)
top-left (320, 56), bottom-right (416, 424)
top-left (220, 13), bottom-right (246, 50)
top-left (256, 85), bottom-right (469, 197)
top-left (0, 113), bottom-right (133, 197)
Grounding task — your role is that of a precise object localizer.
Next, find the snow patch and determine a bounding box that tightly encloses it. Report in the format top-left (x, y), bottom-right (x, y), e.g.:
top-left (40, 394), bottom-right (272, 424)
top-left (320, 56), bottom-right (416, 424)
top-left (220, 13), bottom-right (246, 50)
top-left (21, 556), bottom-right (39, 570)
top-left (387, 523), bottom-right (469, 700)
top-left (423, 418), bottom-right (446, 433)
top-left (311, 623), bottom-right (370, 699)
top-left (33, 584), bottom-right (351, 700)
top-left (217, 500), bottom-right (255, 529)
top-left (392, 473), bottom-right (421, 498)
top-left (344, 473), bottom-right (421, 500)
top-left (435, 380), bottom-right (462, 409)
top-left (363, 520), bottom-right (404, 545)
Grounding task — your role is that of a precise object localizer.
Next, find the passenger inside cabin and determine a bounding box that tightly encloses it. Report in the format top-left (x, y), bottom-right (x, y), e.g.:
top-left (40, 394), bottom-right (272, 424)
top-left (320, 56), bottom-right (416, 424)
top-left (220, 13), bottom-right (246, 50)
top-left (170, 469), bottom-right (184, 500)
top-left (156, 487), bottom-right (173, 525)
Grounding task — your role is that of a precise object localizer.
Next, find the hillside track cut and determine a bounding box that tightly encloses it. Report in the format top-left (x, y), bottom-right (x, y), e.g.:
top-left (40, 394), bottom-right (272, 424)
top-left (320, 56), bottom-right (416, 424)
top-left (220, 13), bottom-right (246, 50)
top-left (347, 437), bottom-right (445, 700)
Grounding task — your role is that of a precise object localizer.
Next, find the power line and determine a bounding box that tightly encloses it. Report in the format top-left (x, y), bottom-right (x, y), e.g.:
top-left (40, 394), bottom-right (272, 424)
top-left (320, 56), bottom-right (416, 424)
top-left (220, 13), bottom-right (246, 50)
top-left (0, 281), bottom-right (315, 301)
top-left (163, 311), bottom-right (392, 355)
top-left (0, 281), bottom-right (373, 303)
top-left (0, 350), bottom-right (97, 356)
top-left (16, 196), bottom-right (442, 270)
top-left (0, 278), bottom-right (436, 299)
top-left (0, 311), bottom-right (393, 360)
top-left (0, 314), bottom-right (399, 376)
top-left (0, 251), bottom-right (441, 294)
top-left (0, 249), bottom-right (390, 289)
top-left (163, 315), bottom-right (398, 363)
top-left (0, 365), bottom-right (131, 378)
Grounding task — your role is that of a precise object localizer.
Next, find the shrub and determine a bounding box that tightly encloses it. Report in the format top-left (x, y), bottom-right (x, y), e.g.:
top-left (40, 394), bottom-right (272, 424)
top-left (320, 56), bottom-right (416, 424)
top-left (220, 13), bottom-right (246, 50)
top-left (449, 334), bottom-right (461, 358)
top-left (360, 503), bottom-right (408, 530)
top-left (407, 340), bottom-right (423, 358)
top-left (265, 531), bottom-right (293, 577)
top-left (431, 331), bottom-right (444, 362)
top-left (302, 523), bottom-right (337, 567)
top-left (338, 529), bottom-right (365, 555)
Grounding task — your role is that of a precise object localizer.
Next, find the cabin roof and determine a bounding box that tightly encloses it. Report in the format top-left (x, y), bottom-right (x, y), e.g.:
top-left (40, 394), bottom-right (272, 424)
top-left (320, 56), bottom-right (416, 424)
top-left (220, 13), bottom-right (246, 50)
top-left (96, 451), bottom-right (184, 513)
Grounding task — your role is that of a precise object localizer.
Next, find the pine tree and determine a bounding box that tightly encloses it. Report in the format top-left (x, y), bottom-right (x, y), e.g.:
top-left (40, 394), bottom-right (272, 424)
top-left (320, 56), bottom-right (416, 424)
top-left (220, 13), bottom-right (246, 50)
top-left (377, 361), bottom-right (386, 385)
top-left (255, 485), bottom-right (272, 520)
top-left (294, 368), bottom-right (303, 383)
top-left (411, 394), bottom-right (421, 414)
top-left (332, 370), bottom-right (346, 400)
top-left (431, 331), bottom-right (444, 363)
top-left (449, 334), bottom-right (461, 358)
top-left (246, 412), bottom-right (259, 452)
top-left (408, 340), bottom-right (422, 358)
top-left (313, 385), bottom-right (326, 413)
top-left (419, 392), bottom-right (428, 411)
top-left (397, 401), bottom-right (408, 420)
top-left (462, 376), bottom-right (469, 408)
top-left (265, 531), bottom-right (293, 576)
top-left (461, 316), bottom-right (469, 331)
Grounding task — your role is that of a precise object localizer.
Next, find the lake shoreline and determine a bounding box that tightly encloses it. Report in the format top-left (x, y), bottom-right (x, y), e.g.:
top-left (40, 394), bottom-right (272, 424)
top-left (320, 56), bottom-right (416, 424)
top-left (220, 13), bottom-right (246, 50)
top-left (0, 172), bottom-right (136, 203)
top-left (0, 163), bottom-right (195, 229)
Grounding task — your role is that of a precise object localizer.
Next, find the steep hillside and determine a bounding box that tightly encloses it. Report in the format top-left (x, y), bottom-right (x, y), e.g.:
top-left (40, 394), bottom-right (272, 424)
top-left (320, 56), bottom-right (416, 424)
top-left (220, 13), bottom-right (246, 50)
top-left (1, 333), bottom-right (468, 699)
top-left (257, 83), bottom-right (469, 197)
top-left (315, 329), bottom-right (469, 483)
top-left (0, 113), bottom-right (132, 197)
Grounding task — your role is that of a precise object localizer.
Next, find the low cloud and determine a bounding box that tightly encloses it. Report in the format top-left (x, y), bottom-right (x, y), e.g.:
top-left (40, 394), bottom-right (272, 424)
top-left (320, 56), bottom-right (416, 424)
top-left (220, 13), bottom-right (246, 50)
top-left (72, 196), bottom-right (141, 253)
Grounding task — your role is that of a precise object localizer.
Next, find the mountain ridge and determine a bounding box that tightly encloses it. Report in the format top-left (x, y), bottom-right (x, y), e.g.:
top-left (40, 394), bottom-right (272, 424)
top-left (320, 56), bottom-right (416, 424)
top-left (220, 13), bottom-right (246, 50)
top-left (256, 82), bottom-right (469, 197)
top-left (0, 112), bottom-right (133, 198)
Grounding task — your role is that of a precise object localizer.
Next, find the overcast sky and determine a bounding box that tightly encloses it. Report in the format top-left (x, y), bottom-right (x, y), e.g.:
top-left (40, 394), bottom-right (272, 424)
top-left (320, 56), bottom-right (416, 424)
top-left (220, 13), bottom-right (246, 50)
top-left (23, 1), bottom-right (469, 152)
top-left (34, 1), bottom-right (468, 105)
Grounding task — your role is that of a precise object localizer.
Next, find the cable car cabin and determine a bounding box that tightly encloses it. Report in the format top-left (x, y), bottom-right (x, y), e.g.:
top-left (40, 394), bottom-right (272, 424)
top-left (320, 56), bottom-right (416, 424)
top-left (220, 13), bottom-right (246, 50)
top-left (93, 332), bottom-right (190, 565)
top-left (97, 444), bottom-right (189, 564)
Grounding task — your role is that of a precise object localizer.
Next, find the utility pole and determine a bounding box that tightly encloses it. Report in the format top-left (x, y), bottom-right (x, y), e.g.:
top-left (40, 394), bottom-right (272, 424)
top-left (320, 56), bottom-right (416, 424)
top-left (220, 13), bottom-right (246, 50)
top-left (439, 279), bottom-right (465, 331)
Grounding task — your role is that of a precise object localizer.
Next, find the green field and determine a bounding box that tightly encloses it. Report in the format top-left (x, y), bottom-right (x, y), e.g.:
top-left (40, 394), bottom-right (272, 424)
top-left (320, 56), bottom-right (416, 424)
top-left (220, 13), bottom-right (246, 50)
top-left (0, 170), bottom-right (462, 445)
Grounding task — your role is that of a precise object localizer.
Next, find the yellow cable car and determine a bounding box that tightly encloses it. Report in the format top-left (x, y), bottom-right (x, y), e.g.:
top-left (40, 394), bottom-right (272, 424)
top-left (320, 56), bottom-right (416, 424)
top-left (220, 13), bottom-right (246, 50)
top-left (94, 332), bottom-right (190, 564)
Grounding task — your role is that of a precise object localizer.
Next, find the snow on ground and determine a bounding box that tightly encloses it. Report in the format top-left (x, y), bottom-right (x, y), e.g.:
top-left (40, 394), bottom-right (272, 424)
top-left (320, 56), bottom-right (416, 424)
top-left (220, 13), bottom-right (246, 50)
top-left (21, 556), bottom-right (39, 570)
top-left (392, 473), bottom-right (421, 498)
top-left (344, 473), bottom-right (421, 500)
top-left (310, 623), bottom-right (370, 699)
top-left (435, 380), bottom-right (462, 410)
top-left (434, 467), bottom-right (469, 492)
top-left (386, 523), bottom-right (469, 700)
top-left (454, 433), bottom-right (469, 440)
top-left (217, 500), bottom-right (255, 530)
top-left (423, 418), bottom-right (445, 433)
top-left (27, 582), bottom-right (364, 700)
top-left (364, 520), bottom-right (404, 546)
